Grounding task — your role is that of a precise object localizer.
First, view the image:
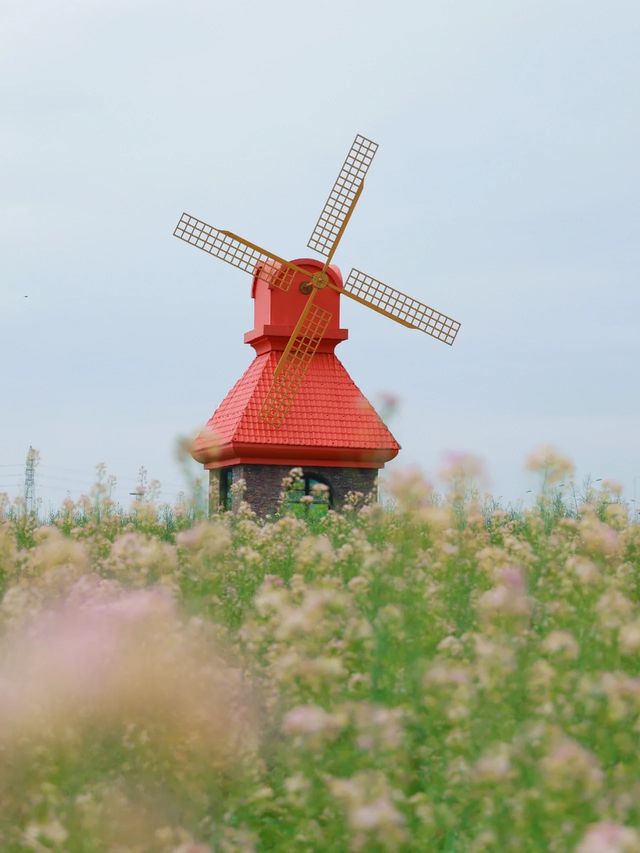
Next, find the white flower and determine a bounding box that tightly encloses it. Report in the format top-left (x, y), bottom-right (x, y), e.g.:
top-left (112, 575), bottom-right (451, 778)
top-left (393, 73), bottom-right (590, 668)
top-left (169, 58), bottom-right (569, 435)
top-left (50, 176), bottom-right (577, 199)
top-left (541, 630), bottom-right (580, 660)
top-left (619, 622), bottom-right (640, 656)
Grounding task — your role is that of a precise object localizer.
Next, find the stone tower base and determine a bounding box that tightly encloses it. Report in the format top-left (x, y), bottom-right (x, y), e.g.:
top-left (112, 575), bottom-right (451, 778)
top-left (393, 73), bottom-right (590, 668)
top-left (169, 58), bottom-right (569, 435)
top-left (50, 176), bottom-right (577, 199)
top-left (208, 464), bottom-right (378, 517)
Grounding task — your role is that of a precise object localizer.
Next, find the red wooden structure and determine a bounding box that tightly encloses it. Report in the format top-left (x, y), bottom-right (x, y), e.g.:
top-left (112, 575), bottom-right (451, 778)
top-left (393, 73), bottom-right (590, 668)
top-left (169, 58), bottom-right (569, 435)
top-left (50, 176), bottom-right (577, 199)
top-left (192, 259), bottom-right (399, 514)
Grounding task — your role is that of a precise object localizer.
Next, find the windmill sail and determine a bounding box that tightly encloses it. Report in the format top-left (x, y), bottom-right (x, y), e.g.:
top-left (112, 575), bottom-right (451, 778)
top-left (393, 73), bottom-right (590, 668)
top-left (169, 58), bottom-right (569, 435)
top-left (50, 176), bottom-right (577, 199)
top-left (259, 297), bottom-right (333, 428)
top-left (342, 268), bottom-right (461, 345)
top-left (307, 134), bottom-right (378, 258)
top-left (174, 214), bottom-right (302, 292)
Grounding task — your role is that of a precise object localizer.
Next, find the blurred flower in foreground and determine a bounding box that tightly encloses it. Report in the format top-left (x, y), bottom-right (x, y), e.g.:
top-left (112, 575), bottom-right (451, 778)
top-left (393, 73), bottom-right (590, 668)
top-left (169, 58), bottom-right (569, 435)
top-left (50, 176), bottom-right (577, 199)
top-left (526, 445), bottom-right (574, 486)
top-left (576, 821), bottom-right (640, 853)
top-left (0, 577), bottom-right (258, 762)
top-left (540, 735), bottom-right (603, 794)
top-left (477, 566), bottom-right (531, 626)
top-left (374, 391), bottom-right (400, 423)
top-left (601, 479), bottom-right (624, 497)
top-left (386, 467), bottom-right (434, 511)
top-left (438, 451), bottom-right (485, 486)
top-left (329, 770), bottom-right (407, 851)
top-left (438, 451), bottom-right (487, 503)
top-left (0, 577), bottom-right (259, 847)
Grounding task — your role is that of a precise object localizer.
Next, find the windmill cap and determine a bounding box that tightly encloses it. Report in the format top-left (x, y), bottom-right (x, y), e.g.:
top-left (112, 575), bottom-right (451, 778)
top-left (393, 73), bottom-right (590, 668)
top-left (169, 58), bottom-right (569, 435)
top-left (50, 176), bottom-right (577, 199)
top-left (250, 257), bottom-right (343, 299)
top-left (246, 257), bottom-right (347, 352)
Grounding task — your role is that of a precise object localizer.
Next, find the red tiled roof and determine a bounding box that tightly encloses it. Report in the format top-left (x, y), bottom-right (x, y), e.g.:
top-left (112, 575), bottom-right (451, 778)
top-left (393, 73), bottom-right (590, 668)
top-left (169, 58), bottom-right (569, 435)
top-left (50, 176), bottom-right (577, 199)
top-left (192, 352), bottom-right (400, 468)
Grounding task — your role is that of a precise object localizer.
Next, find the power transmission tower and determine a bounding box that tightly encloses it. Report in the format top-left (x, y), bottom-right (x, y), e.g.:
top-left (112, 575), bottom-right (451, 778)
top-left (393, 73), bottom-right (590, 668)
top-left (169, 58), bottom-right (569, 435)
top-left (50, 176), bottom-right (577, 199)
top-left (24, 446), bottom-right (38, 516)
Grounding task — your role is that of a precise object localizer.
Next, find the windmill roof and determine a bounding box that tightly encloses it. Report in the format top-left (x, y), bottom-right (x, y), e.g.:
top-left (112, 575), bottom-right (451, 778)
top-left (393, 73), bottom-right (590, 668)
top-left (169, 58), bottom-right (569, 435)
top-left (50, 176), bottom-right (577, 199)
top-left (192, 352), bottom-right (400, 469)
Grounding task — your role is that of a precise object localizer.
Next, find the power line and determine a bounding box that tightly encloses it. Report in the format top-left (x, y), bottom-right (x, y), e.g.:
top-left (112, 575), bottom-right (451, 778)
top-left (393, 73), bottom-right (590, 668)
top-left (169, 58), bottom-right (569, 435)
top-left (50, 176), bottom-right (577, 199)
top-left (37, 475), bottom-right (95, 487)
top-left (40, 464), bottom-right (111, 478)
top-left (39, 466), bottom-right (186, 489)
top-left (2, 463), bottom-right (191, 489)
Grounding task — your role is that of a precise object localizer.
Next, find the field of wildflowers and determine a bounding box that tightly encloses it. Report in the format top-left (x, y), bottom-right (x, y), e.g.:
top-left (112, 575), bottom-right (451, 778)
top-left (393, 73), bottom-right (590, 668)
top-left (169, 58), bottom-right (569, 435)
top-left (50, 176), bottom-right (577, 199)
top-left (0, 450), bottom-right (639, 852)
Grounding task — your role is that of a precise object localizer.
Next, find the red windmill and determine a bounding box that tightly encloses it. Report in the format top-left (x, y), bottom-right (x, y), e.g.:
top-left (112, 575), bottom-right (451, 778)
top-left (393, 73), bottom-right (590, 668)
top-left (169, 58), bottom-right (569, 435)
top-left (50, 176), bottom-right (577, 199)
top-left (174, 134), bottom-right (461, 515)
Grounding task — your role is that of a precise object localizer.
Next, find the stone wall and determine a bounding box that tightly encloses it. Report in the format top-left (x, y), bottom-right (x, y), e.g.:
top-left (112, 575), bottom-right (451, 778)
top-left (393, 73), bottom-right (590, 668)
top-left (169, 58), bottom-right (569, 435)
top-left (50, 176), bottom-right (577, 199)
top-left (208, 464), bottom-right (379, 517)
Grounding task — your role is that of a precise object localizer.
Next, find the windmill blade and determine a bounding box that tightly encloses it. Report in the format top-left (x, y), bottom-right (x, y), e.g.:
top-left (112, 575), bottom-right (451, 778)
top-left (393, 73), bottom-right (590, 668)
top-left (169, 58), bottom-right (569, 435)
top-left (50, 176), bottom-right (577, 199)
top-left (307, 134), bottom-right (378, 259)
top-left (174, 213), bottom-right (306, 292)
top-left (340, 268), bottom-right (461, 345)
top-left (259, 295), bottom-right (333, 428)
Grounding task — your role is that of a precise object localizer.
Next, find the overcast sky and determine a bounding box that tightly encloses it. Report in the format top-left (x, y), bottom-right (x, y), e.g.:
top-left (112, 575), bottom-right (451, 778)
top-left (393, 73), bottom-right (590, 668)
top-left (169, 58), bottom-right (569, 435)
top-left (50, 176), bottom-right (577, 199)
top-left (1, 0), bottom-right (639, 509)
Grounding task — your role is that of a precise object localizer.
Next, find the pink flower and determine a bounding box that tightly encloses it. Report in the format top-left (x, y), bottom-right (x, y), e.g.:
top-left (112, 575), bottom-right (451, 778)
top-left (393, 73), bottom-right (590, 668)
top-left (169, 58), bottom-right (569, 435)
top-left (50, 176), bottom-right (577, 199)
top-left (0, 577), bottom-right (258, 764)
top-left (282, 705), bottom-right (343, 738)
top-left (576, 821), bottom-right (640, 853)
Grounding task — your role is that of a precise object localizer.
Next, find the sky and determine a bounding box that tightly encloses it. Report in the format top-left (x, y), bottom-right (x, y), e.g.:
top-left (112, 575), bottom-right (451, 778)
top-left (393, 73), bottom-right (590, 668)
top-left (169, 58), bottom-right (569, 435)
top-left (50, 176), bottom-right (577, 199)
top-left (1, 0), bottom-right (639, 510)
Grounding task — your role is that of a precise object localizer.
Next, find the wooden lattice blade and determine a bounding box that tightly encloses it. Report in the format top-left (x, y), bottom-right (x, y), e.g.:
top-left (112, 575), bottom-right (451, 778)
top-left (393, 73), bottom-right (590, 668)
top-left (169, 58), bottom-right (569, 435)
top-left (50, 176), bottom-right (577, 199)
top-left (307, 134), bottom-right (378, 258)
top-left (174, 213), bottom-right (305, 292)
top-left (341, 268), bottom-right (461, 345)
top-left (259, 296), bottom-right (333, 429)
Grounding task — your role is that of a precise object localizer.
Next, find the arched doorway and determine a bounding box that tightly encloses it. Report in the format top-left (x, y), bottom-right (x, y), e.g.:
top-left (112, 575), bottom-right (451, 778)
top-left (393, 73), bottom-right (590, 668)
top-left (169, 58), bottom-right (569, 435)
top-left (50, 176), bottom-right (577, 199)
top-left (285, 470), bottom-right (333, 516)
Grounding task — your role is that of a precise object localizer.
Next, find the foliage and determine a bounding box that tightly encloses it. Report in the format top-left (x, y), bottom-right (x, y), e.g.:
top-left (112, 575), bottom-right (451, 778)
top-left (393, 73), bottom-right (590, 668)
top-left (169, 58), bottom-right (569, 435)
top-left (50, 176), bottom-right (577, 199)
top-left (0, 454), bottom-right (638, 851)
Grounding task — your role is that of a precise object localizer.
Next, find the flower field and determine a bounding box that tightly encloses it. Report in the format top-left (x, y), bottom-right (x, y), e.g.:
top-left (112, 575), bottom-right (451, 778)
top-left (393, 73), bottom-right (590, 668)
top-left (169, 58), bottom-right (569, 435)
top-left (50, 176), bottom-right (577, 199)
top-left (0, 454), bottom-right (639, 852)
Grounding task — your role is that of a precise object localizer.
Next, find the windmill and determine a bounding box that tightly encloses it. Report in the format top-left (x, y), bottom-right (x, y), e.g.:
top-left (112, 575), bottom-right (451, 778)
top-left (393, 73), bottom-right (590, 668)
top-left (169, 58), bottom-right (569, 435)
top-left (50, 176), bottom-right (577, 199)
top-left (174, 134), bottom-right (461, 515)
top-left (174, 134), bottom-right (460, 429)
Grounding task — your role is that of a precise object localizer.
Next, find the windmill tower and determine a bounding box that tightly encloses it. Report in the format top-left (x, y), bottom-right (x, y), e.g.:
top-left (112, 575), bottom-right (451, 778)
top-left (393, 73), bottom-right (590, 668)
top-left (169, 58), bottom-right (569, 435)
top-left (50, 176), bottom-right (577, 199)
top-left (175, 135), bottom-right (461, 515)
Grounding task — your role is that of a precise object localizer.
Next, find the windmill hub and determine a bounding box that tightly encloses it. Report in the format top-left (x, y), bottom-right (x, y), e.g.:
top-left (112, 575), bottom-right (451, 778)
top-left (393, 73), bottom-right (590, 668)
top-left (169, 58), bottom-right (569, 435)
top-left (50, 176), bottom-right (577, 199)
top-left (299, 269), bottom-right (330, 294)
top-left (311, 270), bottom-right (329, 289)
